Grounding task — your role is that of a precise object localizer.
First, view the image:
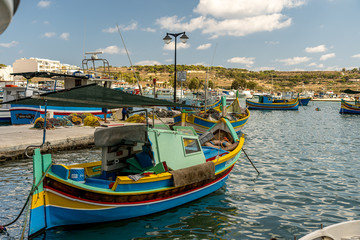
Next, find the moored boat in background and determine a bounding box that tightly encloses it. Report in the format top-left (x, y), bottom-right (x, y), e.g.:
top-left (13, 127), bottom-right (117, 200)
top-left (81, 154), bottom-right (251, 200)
top-left (298, 97), bottom-right (312, 106)
top-left (339, 99), bottom-right (360, 114)
top-left (339, 89), bottom-right (360, 114)
top-left (246, 95), bottom-right (299, 110)
top-left (173, 95), bottom-right (250, 134)
top-left (8, 53), bottom-right (115, 124)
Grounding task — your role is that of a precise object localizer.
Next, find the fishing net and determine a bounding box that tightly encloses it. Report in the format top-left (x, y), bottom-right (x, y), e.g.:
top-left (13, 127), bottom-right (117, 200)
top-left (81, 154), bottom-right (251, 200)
top-left (84, 115), bottom-right (101, 127)
top-left (33, 117), bottom-right (54, 129)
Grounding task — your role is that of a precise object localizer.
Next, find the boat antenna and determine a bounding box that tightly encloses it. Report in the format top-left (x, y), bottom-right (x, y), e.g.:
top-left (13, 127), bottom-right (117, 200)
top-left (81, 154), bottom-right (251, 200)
top-left (83, 17), bottom-right (87, 60)
top-left (204, 43), bottom-right (217, 111)
top-left (116, 24), bottom-right (143, 96)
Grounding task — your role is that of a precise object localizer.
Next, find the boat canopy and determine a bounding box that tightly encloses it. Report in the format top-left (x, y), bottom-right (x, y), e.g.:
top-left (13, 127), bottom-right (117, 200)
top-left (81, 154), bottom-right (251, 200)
top-left (11, 71), bottom-right (89, 80)
top-left (0, 83), bottom-right (195, 109)
top-left (343, 89), bottom-right (360, 94)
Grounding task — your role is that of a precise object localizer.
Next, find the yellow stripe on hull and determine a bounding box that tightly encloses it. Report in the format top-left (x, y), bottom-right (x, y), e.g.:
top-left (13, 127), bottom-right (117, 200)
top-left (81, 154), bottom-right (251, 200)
top-left (45, 189), bottom-right (116, 210)
top-left (31, 191), bottom-right (46, 210)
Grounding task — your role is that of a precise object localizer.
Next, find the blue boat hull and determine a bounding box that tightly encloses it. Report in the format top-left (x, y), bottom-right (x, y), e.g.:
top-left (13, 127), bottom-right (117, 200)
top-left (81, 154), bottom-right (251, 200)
top-left (340, 100), bottom-right (360, 114)
top-left (246, 99), bottom-right (299, 110)
top-left (32, 171), bottom-right (230, 232)
top-left (299, 97), bottom-right (311, 106)
top-left (10, 104), bottom-right (111, 124)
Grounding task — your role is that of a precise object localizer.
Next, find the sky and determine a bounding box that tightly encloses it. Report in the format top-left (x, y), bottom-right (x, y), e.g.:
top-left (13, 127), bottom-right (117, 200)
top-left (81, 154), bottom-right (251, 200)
top-left (1, 0), bottom-right (360, 71)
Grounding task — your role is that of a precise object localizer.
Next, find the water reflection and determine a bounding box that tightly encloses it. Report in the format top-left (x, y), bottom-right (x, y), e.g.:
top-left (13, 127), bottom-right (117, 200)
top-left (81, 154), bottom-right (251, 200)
top-left (1, 101), bottom-right (360, 239)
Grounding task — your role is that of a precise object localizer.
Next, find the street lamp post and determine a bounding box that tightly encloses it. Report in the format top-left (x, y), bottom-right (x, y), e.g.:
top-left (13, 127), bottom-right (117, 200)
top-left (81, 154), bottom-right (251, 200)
top-left (163, 32), bottom-right (189, 103)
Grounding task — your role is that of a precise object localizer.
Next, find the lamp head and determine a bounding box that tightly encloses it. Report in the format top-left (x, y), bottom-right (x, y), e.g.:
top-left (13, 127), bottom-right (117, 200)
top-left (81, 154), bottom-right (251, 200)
top-left (180, 33), bottom-right (189, 43)
top-left (163, 34), bottom-right (172, 44)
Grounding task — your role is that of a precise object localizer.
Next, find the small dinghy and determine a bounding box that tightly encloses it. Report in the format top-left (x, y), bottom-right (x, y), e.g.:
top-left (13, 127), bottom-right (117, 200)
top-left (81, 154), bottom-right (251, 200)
top-left (299, 220), bottom-right (360, 240)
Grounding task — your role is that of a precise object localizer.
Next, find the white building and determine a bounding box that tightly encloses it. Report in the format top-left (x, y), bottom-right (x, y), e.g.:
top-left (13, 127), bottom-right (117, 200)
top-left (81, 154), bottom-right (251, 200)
top-left (13, 57), bottom-right (80, 74)
top-left (0, 65), bottom-right (13, 81)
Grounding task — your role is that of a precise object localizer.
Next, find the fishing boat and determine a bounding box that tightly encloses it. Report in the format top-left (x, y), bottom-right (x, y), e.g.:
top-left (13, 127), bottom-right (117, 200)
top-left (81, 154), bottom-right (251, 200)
top-left (0, 108), bottom-right (10, 124)
top-left (299, 220), bottom-right (360, 240)
top-left (339, 89), bottom-right (360, 114)
top-left (0, 84), bottom-right (245, 238)
top-left (246, 95), bottom-right (299, 110)
top-left (298, 97), bottom-right (312, 106)
top-left (28, 117), bottom-right (244, 238)
top-left (173, 94), bottom-right (250, 134)
top-left (339, 99), bottom-right (360, 114)
top-left (1, 84), bottom-right (46, 125)
top-left (9, 53), bottom-right (115, 124)
top-left (8, 72), bottom-right (113, 124)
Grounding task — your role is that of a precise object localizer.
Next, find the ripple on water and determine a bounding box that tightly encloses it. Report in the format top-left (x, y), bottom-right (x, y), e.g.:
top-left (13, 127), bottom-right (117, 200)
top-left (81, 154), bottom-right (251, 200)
top-left (0, 102), bottom-right (360, 239)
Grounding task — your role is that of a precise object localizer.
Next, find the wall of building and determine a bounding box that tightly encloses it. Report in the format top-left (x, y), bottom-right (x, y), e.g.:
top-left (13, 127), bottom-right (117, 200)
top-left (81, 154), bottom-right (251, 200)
top-left (13, 58), bottom-right (40, 73)
top-left (0, 65), bottom-right (13, 81)
top-left (13, 57), bottom-right (80, 74)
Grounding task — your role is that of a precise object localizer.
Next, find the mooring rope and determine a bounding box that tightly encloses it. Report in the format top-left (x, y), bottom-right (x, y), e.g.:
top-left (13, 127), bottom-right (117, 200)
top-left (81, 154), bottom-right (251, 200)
top-left (0, 162), bottom-right (53, 233)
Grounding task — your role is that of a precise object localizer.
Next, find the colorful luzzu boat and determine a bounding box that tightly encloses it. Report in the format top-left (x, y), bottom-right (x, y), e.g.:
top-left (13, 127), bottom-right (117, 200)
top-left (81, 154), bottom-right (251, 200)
top-left (298, 97), bottom-right (312, 106)
top-left (339, 99), bottom-right (360, 114)
top-left (5, 84), bottom-right (246, 238)
top-left (246, 95), bottom-right (299, 110)
top-left (173, 95), bottom-right (250, 134)
top-left (28, 116), bottom-right (245, 238)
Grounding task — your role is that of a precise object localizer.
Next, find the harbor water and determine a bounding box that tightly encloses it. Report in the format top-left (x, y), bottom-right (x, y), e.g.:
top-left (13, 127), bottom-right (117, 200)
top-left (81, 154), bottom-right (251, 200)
top-left (1, 101), bottom-right (359, 239)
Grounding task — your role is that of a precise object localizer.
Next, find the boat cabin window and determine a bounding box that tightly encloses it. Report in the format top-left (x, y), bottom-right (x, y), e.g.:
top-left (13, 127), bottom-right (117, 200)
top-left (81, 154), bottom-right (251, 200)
top-left (183, 138), bottom-right (201, 155)
top-left (75, 79), bottom-right (82, 87)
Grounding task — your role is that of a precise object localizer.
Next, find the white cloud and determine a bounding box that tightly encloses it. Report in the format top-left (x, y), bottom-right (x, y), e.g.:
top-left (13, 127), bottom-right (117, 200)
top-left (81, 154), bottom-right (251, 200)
top-left (136, 60), bottom-right (162, 66)
top-left (103, 22), bottom-right (138, 34)
top-left (42, 32), bottom-right (56, 38)
top-left (352, 53), bottom-right (360, 58)
top-left (194, 0), bottom-right (305, 18)
top-left (123, 22), bottom-right (138, 31)
top-left (38, 1), bottom-right (51, 8)
top-left (197, 43), bottom-right (212, 50)
top-left (253, 66), bottom-right (275, 71)
top-left (276, 56), bottom-right (311, 65)
top-left (324, 66), bottom-right (341, 71)
top-left (60, 32), bottom-right (69, 40)
top-left (157, 14), bottom-right (292, 39)
top-left (142, 27), bottom-right (156, 33)
top-left (156, 0), bottom-right (304, 38)
top-left (320, 53), bottom-right (335, 61)
top-left (102, 27), bottom-right (118, 33)
top-left (305, 45), bottom-right (327, 53)
top-left (163, 42), bottom-right (190, 51)
top-left (308, 62), bottom-right (324, 68)
top-left (96, 45), bottom-right (125, 55)
top-left (227, 57), bottom-right (255, 67)
top-left (0, 41), bottom-right (19, 48)
top-left (265, 41), bottom-right (279, 45)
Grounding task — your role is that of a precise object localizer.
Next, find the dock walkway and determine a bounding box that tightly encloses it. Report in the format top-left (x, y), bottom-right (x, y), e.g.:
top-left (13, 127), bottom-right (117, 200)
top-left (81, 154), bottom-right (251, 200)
top-left (0, 124), bottom-right (100, 161)
top-left (0, 118), bottom-right (173, 161)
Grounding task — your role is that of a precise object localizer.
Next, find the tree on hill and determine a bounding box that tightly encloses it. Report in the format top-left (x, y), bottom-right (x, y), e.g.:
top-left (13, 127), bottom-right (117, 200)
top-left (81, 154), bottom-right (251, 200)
top-left (188, 77), bottom-right (201, 90)
top-left (231, 78), bottom-right (246, 89)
